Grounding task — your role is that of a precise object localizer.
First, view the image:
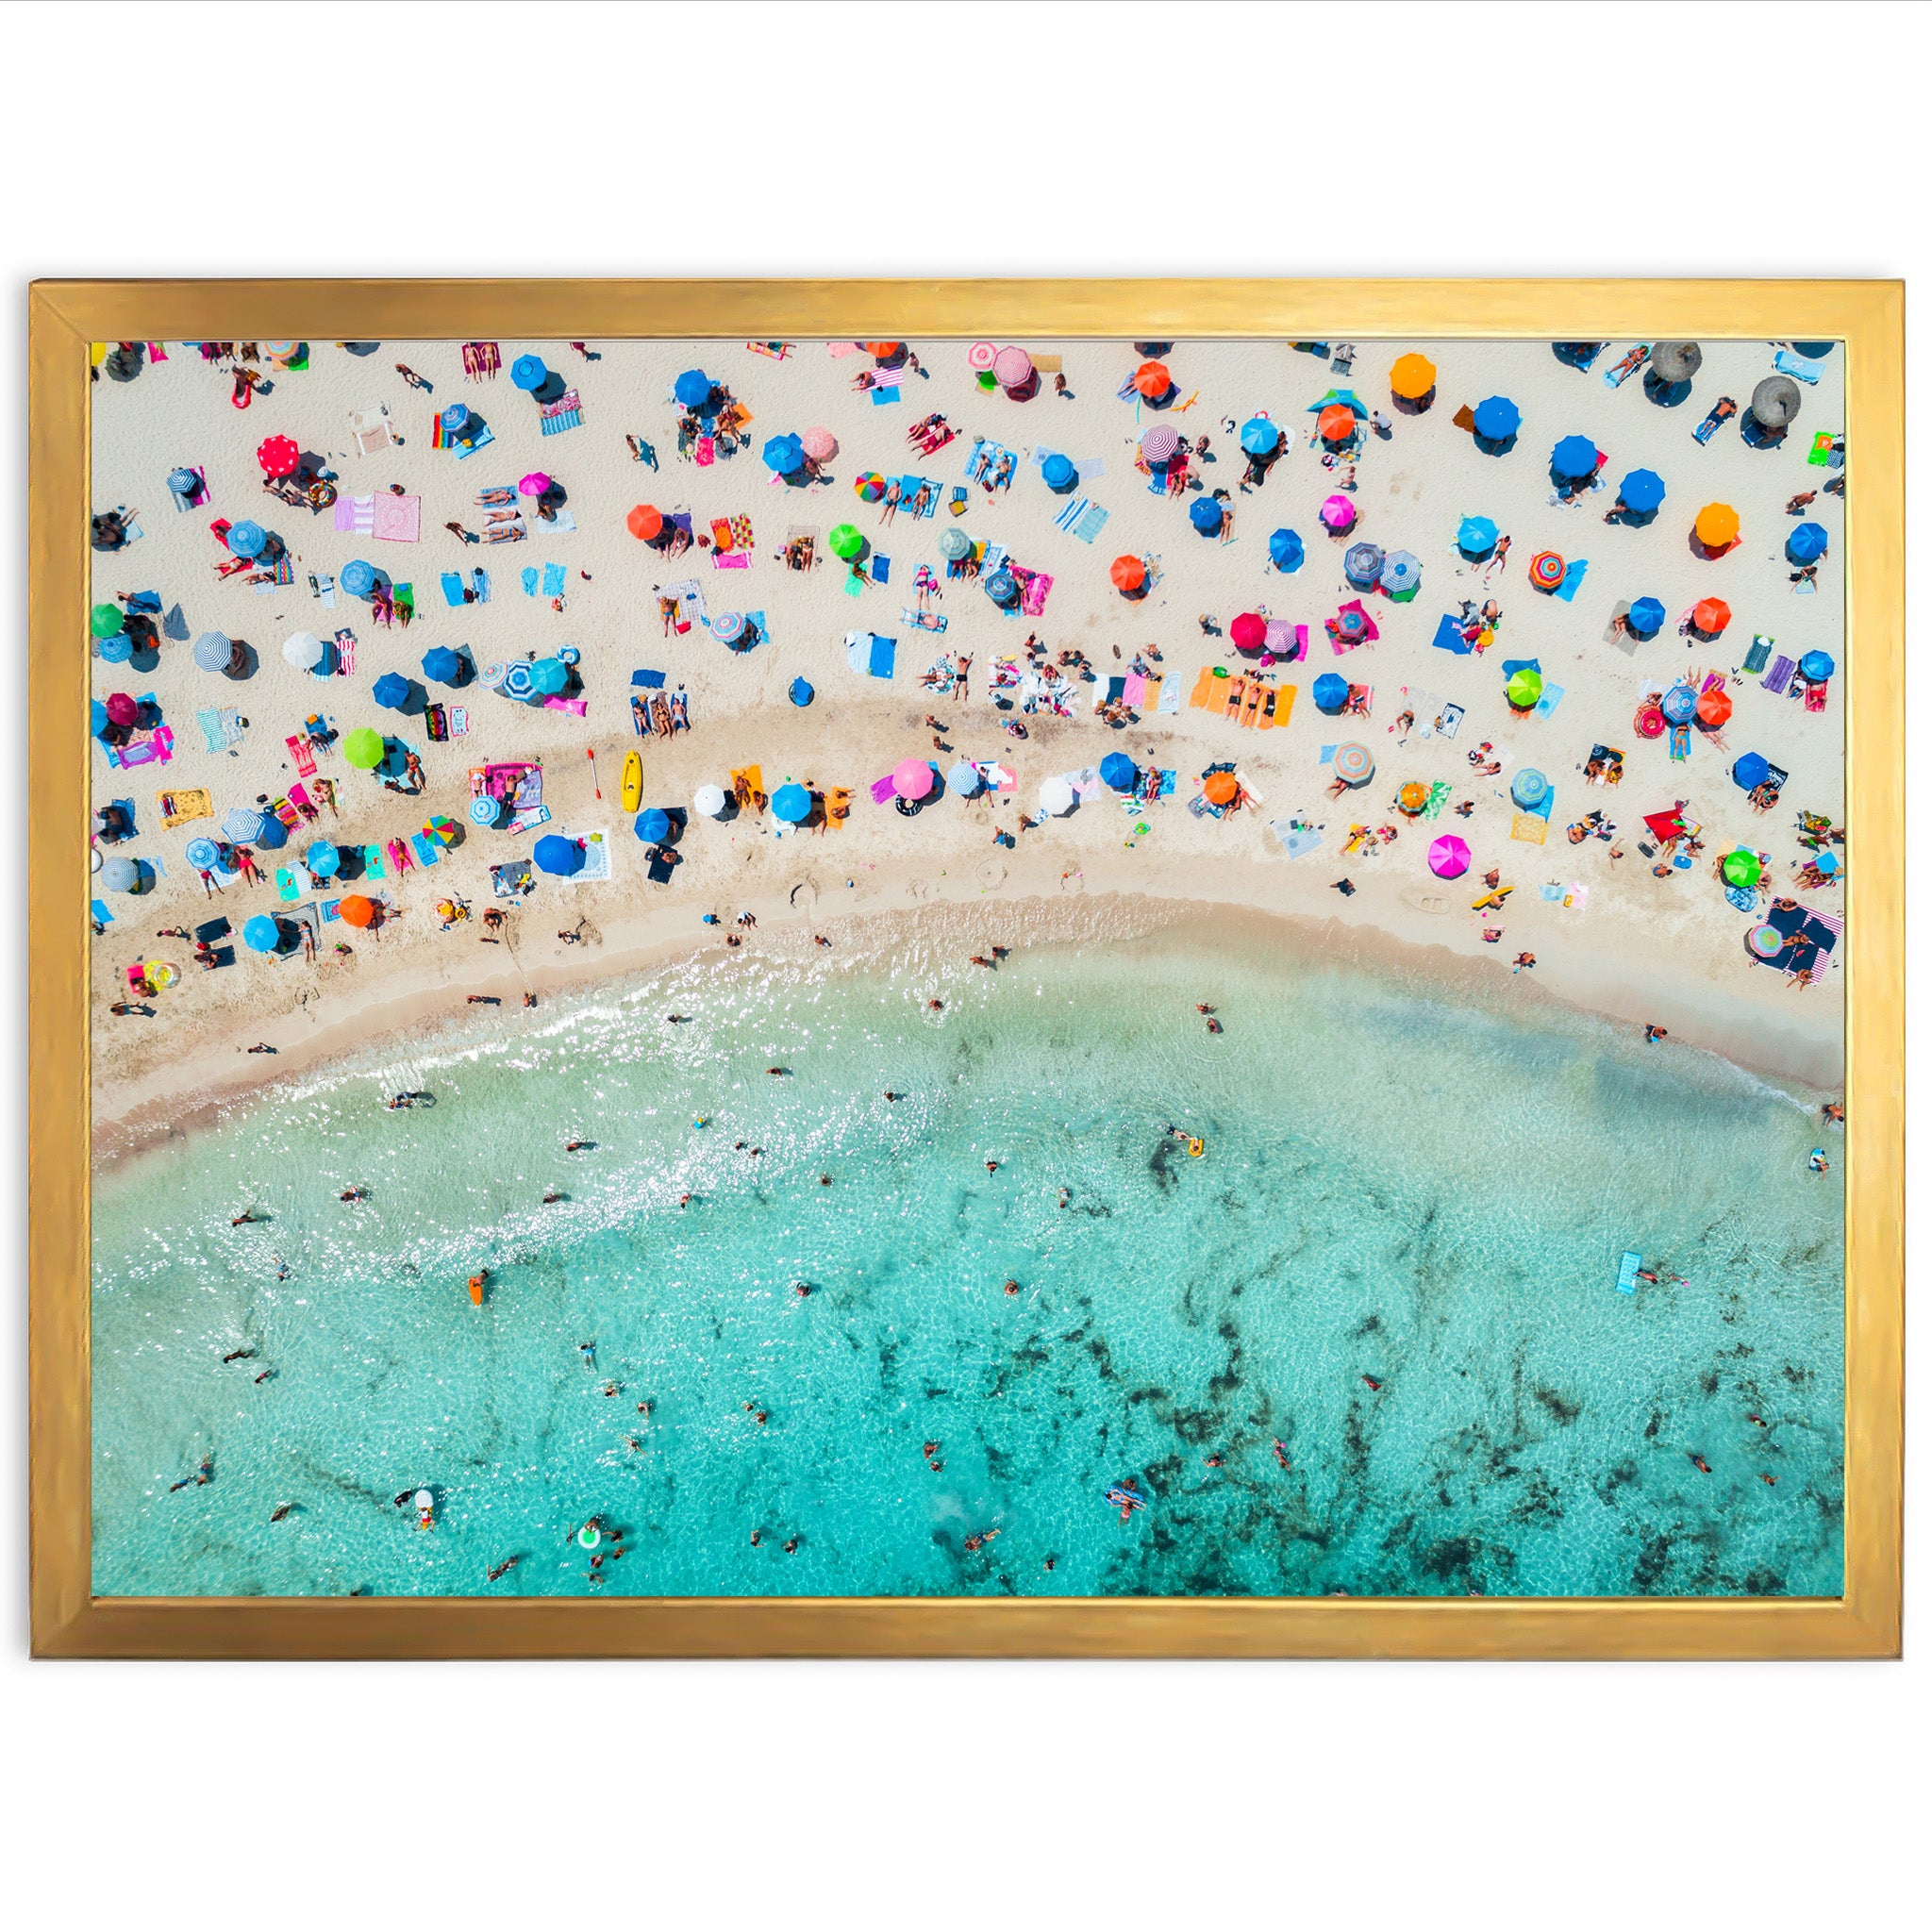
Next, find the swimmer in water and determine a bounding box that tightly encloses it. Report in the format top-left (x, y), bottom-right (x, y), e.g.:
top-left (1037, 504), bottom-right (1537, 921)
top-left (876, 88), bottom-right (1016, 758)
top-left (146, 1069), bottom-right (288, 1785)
top-left (339, 1187), bottom-right (367, 1202)
top-left (487, 1556), bottom-right (523, 1582)
top-left (794, 1281), bottom-right (812, 1297)
top-left (1272, 1441), bottom-right (1291, 1469)
top-left (542, 1189), bottom-right (564, 1204)
top-left (1690, 1454), bottom-right (1711, 1474)
top-left (884, 1091), bottom-right (901, 1102)
top-left (1058, 1187), bottom-right (1072, 1208)
top-left (222, 1348), bottom-right (256, 1364)
top-left (564, 1139), bottom-right (589, 1152)
top-left (1362, 1375), bottom-right (1382, 1391)
top-left (985, 1159), bottom-right (999, 1174)
top-left (1004, 1279), bottom-right (1020, 1296)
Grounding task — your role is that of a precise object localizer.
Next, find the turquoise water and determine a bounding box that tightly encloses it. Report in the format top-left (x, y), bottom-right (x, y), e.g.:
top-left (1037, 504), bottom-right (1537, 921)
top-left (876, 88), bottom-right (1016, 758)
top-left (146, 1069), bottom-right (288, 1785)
top-left (92, 922), bottom-right (1844, 1598)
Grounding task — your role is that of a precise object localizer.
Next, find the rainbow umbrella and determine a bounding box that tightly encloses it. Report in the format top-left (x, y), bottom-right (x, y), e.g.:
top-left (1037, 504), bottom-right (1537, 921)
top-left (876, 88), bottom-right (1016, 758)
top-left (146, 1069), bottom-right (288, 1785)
top-left (1528, 550), bottom-right (1566, 591)
top-left (257, 434), bottom-right (300, 476)
top-left (891, 758), bottom-right (934, 801)
top-left (855, 473), bottom-right (886, 502)
top-left (1332, 742), bottom-right (1374, 785)
top-left (1427, 834), bottom-right (1471, 878)
top-left (1747, 924), bottom-right (1785, 960)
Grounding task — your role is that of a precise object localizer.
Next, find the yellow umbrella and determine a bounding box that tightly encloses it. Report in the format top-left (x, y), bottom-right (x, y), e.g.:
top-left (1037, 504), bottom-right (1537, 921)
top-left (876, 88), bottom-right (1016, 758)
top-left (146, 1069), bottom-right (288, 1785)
top-left (1397, 781), bottom-right (1430, 815)
top-left (1694, 502), bottom-right (1740, 548)
top-left (1390, 353), bottom-right (1437, 401)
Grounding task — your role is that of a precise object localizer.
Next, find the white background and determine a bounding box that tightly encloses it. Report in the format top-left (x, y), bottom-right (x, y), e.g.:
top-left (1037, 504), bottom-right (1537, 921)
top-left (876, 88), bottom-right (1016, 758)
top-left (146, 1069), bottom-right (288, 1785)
top-left (3, 5), bottom-right (1921, 1925)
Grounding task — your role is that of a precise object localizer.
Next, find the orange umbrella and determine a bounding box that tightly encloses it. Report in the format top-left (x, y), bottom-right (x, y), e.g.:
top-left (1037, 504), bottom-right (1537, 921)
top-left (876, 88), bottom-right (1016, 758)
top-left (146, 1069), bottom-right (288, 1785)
top-left (338, 894), bottom-right (378, 928)
top-left (863, 341), bottom-right (902, 358)
top-left (1696, 689), bottom-right (1733, 729)
top-left (1109, 554), bottom-right (1147, 593)
top-left (1134, 360), bottom-right (1171, 399)
top-left (1317, 404), bottom-right (1357, 442)
top-left (1694, 502), bottom-right (1740, 548)
top-left (626, 504), bottom-right (663, 541)
top-left (1397, 781), bottom-right (1430, 815)
top-left (1691, 597), bottom-right (1732, 634)
top-left (1390, 353), bottom-right (1436, 400)
top-left (1204, 773), bottom-right (1239, 806)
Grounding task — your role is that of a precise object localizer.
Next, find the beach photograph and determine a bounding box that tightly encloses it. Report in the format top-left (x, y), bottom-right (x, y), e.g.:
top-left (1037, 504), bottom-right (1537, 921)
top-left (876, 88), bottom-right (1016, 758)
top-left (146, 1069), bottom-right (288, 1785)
top-left (86, 329), bottom-right (1848, 1601)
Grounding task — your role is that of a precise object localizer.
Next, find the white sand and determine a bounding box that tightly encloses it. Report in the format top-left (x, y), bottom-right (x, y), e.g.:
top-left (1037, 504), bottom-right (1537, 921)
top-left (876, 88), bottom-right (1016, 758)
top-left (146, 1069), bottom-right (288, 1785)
top-left (87, 333), bottom-right (1845, 1140)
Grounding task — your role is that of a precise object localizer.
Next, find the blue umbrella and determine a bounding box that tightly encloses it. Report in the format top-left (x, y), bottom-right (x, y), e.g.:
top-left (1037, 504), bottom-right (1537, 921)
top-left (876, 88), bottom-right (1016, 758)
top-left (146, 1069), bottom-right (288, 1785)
top-left (674, 369), bottom-right (712, 408)
top-left (1240, 418), bottom-right (1280, 456)
top-left (254, 814), bottom-right (288, 851)
top-left (193, 630), bottom-right (235, 672)
top-left (1552, 434), bottom-right (1598, 479)
top-left (1100, 752), bottom-right (1137, 791)
top-left (1312, 673), bottom-right (1349, 713)
top-left (226, 519), bottom-right (267, 558)
top-left (1619, 468), bottom-right (1666, 514)
top-left (499, 662), bottom-right (536, 701)
top-left (101, 856), bottom-right (143, 893)
top-left (1472, 396), bottom-right (1520, 442)
top-left (1510, 768), bottom-right (1550, 810)
top-left (1660, 684), bottom-right (1697, 725)
top-left (510, 354), bottom-right (546, 391)
top-left (789, 677), bottom-right (814, 708)
top-left (1188, 497), bottom-right (1224, 535)
top-left (946, 761), bottom-right (981, 797)
top-left (1268, 527), bottom-right (1304, 572)
top-left (1787, 522), bottom-right (1829, 563)
top-left (306, 839), bottom-right (341, 877)
top-left (469, 795), bottom-right (501, 827)
top-left (185, 837), bottom-right (221, 871)
top-left (242, 914), bottom-right (283, 954)
top-left (635, 808), bottom-right (673, 843)
top-left (1307, 389), bottom-right (1366, 417)
top-left (1379, 550), bottom-right (1422, 596)
top-left (440, 402), bottom-right (470, 432)
top-left (223, 808), bottom-right (270, 842)
top-left (422, 646), bottom-right (465, 685)
top-left (99, 632), bottom-right (133, 664)
top-left (529, 658), bottom-right (570, 696)
top-left (91, 698), bottom-right (109, 737)
top-left (1627, 595), bottom-right (1666, 637)
top-left (1732, 754), bottom-right (1770, 791)
top-left (985, 570), bottom-right (1018, 604)
top-left (771, 785), bottom-right (811, 824)
top-left (340, 558), bottom-right (377, 598)
top-left (1457, 514), bottom-right (1498, 557)
top-left (1800, 650), bottom-right (1835, 682)
top-left (372, 672), bottom-right (411, 709)
top-left (761, 434), bottom-right (805, 475)
top-left (1041, 453), bottom-right (1077, 492)
top-left (533, 834), bottom-right (583, 876)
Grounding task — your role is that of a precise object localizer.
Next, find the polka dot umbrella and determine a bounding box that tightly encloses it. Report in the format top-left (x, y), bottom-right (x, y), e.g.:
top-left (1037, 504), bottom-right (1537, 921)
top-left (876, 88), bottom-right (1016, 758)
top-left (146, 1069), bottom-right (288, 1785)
top-left (256, 434), bottom-right (300, 476)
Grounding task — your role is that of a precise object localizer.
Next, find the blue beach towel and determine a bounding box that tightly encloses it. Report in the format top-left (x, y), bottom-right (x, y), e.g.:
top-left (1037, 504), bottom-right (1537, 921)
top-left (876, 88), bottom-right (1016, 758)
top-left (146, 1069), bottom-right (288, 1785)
top-left (1500, 658), bottom-right (1541, 680)
top-left (541, 562), bottom-right (567, 597)
top-left (1774, 347), bottom-right (1826, 385)
top-left (1554, 558), bottom-right (1589, 602)
top-left (630, 668), bottom-right (667, 688)
top-left (1533, 684), bottom-right (1566, 719)
top-left (521, 567), bottom-right (540, 596)
top-left (870, 386), bottom-right (901, 406)
top-left (92, 897), bottom-right (113, 927)
top-left (441, 571), bottom-right (467, 608)
top-left (1432, 612), bottom-right (1474, 655)
top-left (870, 553), bottom-right (891, 584)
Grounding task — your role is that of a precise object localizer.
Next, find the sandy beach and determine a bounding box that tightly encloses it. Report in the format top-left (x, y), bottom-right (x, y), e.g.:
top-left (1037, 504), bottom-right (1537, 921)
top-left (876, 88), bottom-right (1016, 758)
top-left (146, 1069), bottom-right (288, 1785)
top-left (88, 334), bottom-right (1845, 1147)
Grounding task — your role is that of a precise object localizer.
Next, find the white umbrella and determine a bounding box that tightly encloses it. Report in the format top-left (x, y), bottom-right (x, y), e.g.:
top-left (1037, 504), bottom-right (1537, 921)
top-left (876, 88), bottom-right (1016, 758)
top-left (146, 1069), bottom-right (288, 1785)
top-left (1039, 775), bottom-right (1076, 816)
top-left (694, 783), bottom-right (727, 819)
top-left (282, 629), bottom-right (325, 669)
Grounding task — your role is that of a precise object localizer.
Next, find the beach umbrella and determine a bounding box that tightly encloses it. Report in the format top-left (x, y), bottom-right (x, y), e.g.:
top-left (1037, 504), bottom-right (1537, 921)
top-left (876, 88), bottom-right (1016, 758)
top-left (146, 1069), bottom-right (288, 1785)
top-left (828, 523), bottom-right (866, 561)
top-left (1203, 772), bottom-right (1239, 807)
top-left (992, 346), bottom-right (1034, 390)
top-left (1747, 924), bottom-right (1786, 961)
top-left (1659, 684), bottom-right (1698, 726)
top-left (636, 808), bottom-right (673, 843)
top-left (340, 558), bottom-right (377, 599)
top-left (499, 662), bottom-right (538, 701)
top-left (966, 341), bottom-right (998, 373)
top-left (946, 760), bottom-right (981, 797)
top-left (531, 658), bottom-right (572, 695)
top-left (1100, 752), bottom-right (1138, 791)
top-left (468, 794), bottom-right (501, 828)
top-left (1268, 527), bottom-right (1304, 572)
top-left (477, 661), bottom-right (510, 691)
top-left (534, 834), bottom-right (583, 876)
top-left (1398, 781), bottom-right (1430, 815)
top-left (1627, 595), bottom-right (1667, 636)
top-left (789, 676), bottom-right (814, 708)
top-left (1528, 550), bottom-right (1566, 591)
top-left (1552, 434), bottom-right (1598, 479)
top-left (1751, 375), bottom-right (1802, 429)
top-left (1240, 416), bottom-right (1280, 456)
top-left (223, 807), bottom-right (269, 842)
top-left (256, 434), bottom-right (300, 476)
top-left (242, 914), bottom-right (284, 954)
top-left (1618, 468), bottom-right (1666, 514)
top-left (1696, 689), bottom-right (1733, 729)
top-left (100, 855), bottom-right (143, 893)
top-left (1188, 498), bottom-right (1224, 535)
top-left (1316, 405), bottom-right (1356, 445)
top-left (1695, 504), bottom-right (1739, 553)
top-left (1787, 521), bottom-right (1829, 564)
top-left (440, 403), bottom-right (470, 433)
top-left (1319, 494), bottom-right (1356, 532)
top-left (91, 698), bottom-right (109, 737)
top-left (1427, 833), bottom-right (1472, 879)
top-left (1800, 650), bottom-right (1835, 683)
top-left (425, 814), bottom-right (458, 846)
top-left (372, 672), bottom-right (411, 710)
top-left (1390, 352), bottom-right (1437, 401)
top-left (1041, 453), bottom-right (1077, 492)
top-left (306, 839), bottom-right (341, 877)
top-left (1510, 769), bottom-right (1550, 812)
top-left (626, 504), bottom-right (663, 541)
top-left (701, 613), bottom-right (745, 652)
top-left (99, 632), bottom-right (134, 664)
top-left (1230, 612), bottom-right (1267, 653)
top-left (1133, 360), bottom-right (1171, 399)
top-left (253, 814), bottom-right (288, 851)
top-left (1379, 550), bottom-right (1422, 597)
top-left (771, 785), bottom-right (811, 824)
top-left (282, 629), bottom-right (325, 670)
top-left (167, 467), bottom-right (201, 499)
top-left (694, 783), bottom-right (728, 819)
top-left (1722, 849), bottom-right (1762, 890)
top-left (1308, 388), bottom-right (1367, 418)
top-left (90, 602), bottom-right (125, 639)
top-left (510, 355), bottom-right (547, 391)
top-left (1650, 341), bottom-right (1702, 384)
top-left (1733, 753), bottom-right (1771, 791)
top-left (185, 837), bottom-right (221, 871)
top-left (515, 473), bottom-right (553, 501)
top-left (338, 894), bottom-right (379, 929)
top-left (1312, 673), bottom-right (1349, 713)
top-left (800, 426), bottom-right (838, 462)
top-left (105, 691), bottom-right (141, 729)
top-left (1457, 514), bottom-right (1498, 558)
top-left (226, 519), bottom-right (268, 558)
top-left (865, 342), bottom-right (905, 362)
top-left (1690, 597), bottom-right (1732, 637)
top-left (1343, 541), bottom-right (1384, 586)
top-left (938, 525), bottom-right (973, 562)
top-left (1332, 742), bottom-right (1374, 786)
top-left (193, 629), bottom-right (236, 673)
top-left (984, 571), bottom-right (1018, 608)
top-left (1331, 606), bottom-right (1371, 643)
top-left (673, 369), bottom-right (712, 408)
top-left (1140, 425), bottom-right (1181, 465)
top-left (342, 725), bottom-right (386, 769)
top-left (1472, 396), bottom-right (1520, 443)
top-left (892, 757), bottom-right (934, 801)
top-left (1109, 554), bottom-right (1146, 592)
top-left (1039, 774), bottom-right (1076, 815)
top-left (762, 433), bottom-right (806, 475)
top-left (1506, 667), bottom-right (1543, 708)
top-left (421, 645), bottom-right (465, 685)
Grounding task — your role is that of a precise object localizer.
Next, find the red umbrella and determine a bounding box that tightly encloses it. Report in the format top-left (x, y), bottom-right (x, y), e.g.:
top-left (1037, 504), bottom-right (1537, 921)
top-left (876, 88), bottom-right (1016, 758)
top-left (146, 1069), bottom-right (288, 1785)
top-left (105, 691), bottom-right (140, 728)
top-left (626, 504), bottom-right (663, 541)
top-left (1134, 360), bottom-right (1171, 399)
top-left (1230, 612), bottom-right (1267, 652)
top-left (1110, 555), bottom-right (1147, 593)
top-left (1691, 597), bottom-right (1731, 635)
top-left (1317, 404), bottom-right (1356, 442)
top-left (1696, 689), bottom-right (1734, 729)
top-left (256, 434), bottom-right (300, 476)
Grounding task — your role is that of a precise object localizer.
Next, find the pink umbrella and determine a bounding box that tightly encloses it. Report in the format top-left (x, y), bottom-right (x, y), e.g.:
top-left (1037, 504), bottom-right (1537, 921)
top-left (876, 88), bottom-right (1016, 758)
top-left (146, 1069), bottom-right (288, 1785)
top-left (1320, 494), bottom-right (1357, 532)
top-left (992, 345), bottom-right (1034, 389)
top-left (891, 757), bottom-right (934, 801)
top-left (1427, 834), bottom-right (1471, 879)
top-left (967, 341), bottom-right (998, 373)
top-left (800, 426), bottom-right (838, 462)
top-left (1140, 425), bottom-right (1181, 465)
top-left (518, 472), bottom-right (552, 497)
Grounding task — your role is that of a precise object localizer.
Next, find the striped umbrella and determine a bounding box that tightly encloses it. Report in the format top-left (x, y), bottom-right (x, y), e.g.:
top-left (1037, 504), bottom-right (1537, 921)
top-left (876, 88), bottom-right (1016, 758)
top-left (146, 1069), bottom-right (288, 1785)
top-left (193, 630), bottom-right (236, 673)
top-left (1343, 541), bottom-right (1384, 586)
top-left (966, 342), bottom-right (998, 373)
top-left (709, 611), bottom-right (746, 645)
top-left (1378, 550), bottom-right (1422, 596)
top-left (1660, 685), bottom-right (1697, 726)
top-left (1528, 550), bottom-right (1566, 591)
top-left (499, 661), bottom-right (537, 700)
top-left (939, 526), bottom-right (973, 561)
top-left (226, 520), bottom-right (268, 558)
top-left (478, 661), bottom-right (511, 690)
top-left (185, 838), bottom-right (222, 871)
top-left (1141, 425), bottom-right (1181, 465)
top-left (469, 795), bottom-right (501, 826)
top-left (1747, 924), bottom-right (1785, 960)
top-left (1510, 768), bottom-right (1550, 809)
top-left (1332, 742), bottom-right (1374, 786)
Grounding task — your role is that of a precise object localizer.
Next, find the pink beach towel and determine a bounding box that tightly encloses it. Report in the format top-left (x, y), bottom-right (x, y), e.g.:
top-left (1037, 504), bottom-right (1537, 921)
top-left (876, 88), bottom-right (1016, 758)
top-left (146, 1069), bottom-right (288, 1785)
top-left (334, 493), bottom-right (377, 534)
top-left (1020, 571), bottom-right (1054, 617)
top-left (373, 493), bottom-right (422, 542)
top-left (869, 774), bottom-right (897, 805)
top-left (1124, 673), bottom-right (1147, 707)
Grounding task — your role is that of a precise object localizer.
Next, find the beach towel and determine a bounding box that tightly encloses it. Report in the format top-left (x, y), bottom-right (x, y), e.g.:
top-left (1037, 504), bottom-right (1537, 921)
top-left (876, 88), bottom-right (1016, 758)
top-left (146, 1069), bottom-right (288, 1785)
top-left (846, 630), bottom-right (895, 679)
top-left (196, 708), bottom-right (240, 754)
top-left (158, 787), bottom-right (213, 828)
top-left (521, 566), bottom-right (539, 596)
top-left (361, 843), bottom-right (384, 880)
top-left (374, 493), bottom-right (421, 542)
top-left (870, 386), bottom-right (902, 406)
top-left (1158, 680), bottom-right (1181, 715)
top-left (440, 572), bottom-right (469, 608)
top-left (334, 493), bottom-right (377, 534)
top-left (541, 561), bottom-right (567, 598)
top-left (1774, 347), bottom-right (1827, 385)
top-left (1762, 655), bottom-right (1796, 696)
top-left (1272, 823), bottom-right (1324, 859)
top-left (286, 734), bottom-right (317, 777)
top-left (1189, 667), bottom-right (1221, 708)
top-left (1533, 684), bottom-right (1566, 719)
top-left (539, 388), bottom-right (583, 436)
top-left (1510, 811), bottom-right (1549, 845)
top-left (1804, 681), bottom-right (1828, 712)
top-left (631, 668), bottom-right (667, 689)
top-left (1554, 558), bottom-right (1588, 602)
top-left (869, 774), bottom-right (897, 805)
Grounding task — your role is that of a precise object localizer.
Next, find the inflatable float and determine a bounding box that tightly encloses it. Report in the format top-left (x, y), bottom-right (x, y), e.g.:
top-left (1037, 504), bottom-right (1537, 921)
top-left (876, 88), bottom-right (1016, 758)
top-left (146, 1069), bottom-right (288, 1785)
top-left (413, 1488), bottom-right (435, 1529)
top-left (620, 750), bottom-right (643, 814)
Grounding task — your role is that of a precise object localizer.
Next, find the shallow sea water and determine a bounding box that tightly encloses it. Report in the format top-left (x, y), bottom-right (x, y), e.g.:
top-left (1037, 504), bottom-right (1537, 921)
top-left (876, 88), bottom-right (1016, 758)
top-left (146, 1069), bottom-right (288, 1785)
top-left (92, 926), bottom-right (1844, 1598)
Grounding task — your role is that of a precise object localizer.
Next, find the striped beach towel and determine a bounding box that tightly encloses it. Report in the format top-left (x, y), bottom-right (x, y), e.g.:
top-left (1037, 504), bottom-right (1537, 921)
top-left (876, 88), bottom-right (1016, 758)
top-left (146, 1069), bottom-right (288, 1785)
top-left (334, 493), bottom-right (377, 534)
top-left (539, 388), bottom-right (583, 436)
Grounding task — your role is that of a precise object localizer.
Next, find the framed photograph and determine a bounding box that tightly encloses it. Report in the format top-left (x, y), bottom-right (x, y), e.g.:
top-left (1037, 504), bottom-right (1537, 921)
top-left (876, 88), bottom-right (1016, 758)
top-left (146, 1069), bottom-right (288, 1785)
top-left (29, 280), bottom-right (1902, 1657)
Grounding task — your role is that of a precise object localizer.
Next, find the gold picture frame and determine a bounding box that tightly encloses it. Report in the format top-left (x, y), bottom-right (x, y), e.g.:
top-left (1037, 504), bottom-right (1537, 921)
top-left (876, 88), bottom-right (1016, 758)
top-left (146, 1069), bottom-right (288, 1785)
top-left (30, 279), bottom-right (1903, 1659)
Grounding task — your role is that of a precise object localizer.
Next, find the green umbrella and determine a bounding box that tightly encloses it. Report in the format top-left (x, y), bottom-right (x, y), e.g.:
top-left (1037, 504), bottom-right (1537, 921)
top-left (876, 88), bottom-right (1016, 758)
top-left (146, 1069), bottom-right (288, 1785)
top-left (1505, 668), bottom-right (1542, 709)
top-left (90, 602), bottom-right (125, 639)
top-left (342, 725), bottom-right (386, 770)
top-left (828, 523), bottom-right (866, 561)
top-left (1722, 849), bottom-right (1761, 890)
